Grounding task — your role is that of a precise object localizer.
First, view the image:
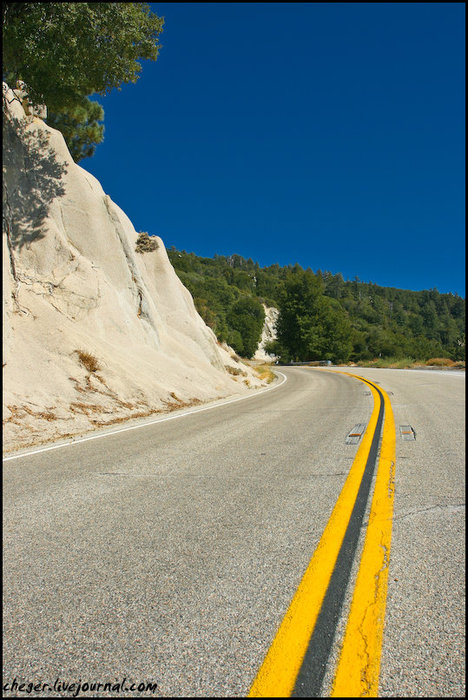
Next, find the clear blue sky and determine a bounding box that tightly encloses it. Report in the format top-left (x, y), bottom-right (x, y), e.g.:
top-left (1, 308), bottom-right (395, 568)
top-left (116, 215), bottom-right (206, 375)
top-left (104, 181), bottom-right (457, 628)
top-left (82, 3), bottom-right (465, 296)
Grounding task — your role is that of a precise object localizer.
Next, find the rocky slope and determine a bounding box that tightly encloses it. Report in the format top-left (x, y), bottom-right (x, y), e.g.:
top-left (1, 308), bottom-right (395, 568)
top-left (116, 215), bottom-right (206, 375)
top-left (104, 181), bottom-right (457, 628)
top-left (254, 305), bottom-right (279, 362)
top-left (2, 83), bottom-right (267, 453)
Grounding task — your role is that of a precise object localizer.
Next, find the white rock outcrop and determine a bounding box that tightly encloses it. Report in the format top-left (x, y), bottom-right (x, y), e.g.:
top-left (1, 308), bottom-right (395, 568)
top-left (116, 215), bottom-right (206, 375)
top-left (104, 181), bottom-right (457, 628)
top-left (254, 305), bottom-right (279, 362)
top-left (3, 83), bottom-right (266, 452)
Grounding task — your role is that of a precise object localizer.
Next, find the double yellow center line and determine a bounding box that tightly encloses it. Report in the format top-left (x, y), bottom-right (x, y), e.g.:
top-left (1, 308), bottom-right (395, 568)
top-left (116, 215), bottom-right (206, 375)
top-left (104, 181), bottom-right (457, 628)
top-left (249, 371), bottom-right (396, 698)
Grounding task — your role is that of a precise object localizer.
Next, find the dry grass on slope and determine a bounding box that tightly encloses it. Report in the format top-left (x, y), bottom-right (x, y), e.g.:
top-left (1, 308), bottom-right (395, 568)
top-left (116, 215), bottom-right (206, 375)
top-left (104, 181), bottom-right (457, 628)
top-left (252, 363), bottom-right (276, 383)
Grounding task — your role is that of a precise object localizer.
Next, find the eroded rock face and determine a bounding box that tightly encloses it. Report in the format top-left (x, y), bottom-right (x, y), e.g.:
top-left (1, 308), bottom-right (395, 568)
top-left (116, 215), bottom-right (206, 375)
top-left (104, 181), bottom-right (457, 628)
top-left (254, 306), bottom-right (279, 362)
top-left (3, 83), bottom-right (265, 452)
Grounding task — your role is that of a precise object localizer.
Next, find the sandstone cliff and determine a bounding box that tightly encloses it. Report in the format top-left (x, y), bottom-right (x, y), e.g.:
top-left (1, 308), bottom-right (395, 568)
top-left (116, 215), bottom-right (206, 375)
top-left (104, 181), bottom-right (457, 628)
top-left (2, 83), bottom-right (266, 453)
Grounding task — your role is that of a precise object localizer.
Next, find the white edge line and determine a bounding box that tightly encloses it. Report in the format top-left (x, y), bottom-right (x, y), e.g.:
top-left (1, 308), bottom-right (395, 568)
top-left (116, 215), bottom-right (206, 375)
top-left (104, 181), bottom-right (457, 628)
top-left (3, 371), bottom-right (288, 462)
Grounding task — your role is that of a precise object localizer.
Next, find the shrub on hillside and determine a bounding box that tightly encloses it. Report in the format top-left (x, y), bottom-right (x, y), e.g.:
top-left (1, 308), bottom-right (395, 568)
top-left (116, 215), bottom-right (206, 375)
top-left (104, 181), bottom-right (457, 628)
top-left (425, 357), bottom-right (455, 367)
top-left (135, 232), bottom-right (158, 254)
top-left (77, 350), bottom-right (100, 372)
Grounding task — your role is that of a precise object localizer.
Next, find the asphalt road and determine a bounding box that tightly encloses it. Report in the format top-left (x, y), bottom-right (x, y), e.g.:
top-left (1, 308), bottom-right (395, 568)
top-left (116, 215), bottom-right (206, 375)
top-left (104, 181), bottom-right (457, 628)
top-left (3, 367), bottom-right (465, 697)
top-left (339, 366), bottom-right (465, 698)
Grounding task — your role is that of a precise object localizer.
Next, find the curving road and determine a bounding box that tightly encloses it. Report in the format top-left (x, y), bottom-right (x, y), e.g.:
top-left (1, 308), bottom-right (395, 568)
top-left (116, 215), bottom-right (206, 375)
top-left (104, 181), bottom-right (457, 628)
top-left (2, 367), bottom-right (465, 697)
top-left (338, 366), bottom-right (465, 698)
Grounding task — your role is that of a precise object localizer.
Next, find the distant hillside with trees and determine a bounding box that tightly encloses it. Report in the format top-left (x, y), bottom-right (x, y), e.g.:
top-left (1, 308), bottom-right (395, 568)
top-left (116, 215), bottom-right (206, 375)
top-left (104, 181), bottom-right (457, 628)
top-left (167, 247), bottom-right (465, 364)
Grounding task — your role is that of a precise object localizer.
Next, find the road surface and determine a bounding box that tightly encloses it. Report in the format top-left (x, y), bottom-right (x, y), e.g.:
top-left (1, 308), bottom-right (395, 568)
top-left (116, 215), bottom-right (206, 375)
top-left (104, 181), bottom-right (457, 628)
top-left (3, 367), bottom-right (465, 697)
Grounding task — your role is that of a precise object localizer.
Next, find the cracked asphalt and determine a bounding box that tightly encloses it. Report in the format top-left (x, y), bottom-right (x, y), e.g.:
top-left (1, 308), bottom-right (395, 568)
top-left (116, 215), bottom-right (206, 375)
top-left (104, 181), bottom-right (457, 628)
top-left (3, 367), bottom-right (465, 697)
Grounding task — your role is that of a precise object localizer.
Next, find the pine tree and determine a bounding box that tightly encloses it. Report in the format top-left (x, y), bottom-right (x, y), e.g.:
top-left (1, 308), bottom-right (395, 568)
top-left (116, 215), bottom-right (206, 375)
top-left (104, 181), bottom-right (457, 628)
top-left (3, 2), bottom-right (164, 161)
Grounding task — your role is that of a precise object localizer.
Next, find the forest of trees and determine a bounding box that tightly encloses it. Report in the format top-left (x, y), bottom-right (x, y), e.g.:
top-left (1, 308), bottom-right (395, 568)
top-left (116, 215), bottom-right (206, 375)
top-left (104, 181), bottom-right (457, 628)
top-left (167, 247), bottom-right (465, 363)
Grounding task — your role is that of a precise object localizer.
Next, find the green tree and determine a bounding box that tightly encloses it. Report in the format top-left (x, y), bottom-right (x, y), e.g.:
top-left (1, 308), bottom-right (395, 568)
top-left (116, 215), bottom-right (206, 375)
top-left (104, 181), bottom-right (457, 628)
top-left (276, 268), bottom-right (352, 363)
top-left (46, 97), bottom-right (104, 161)
top-left (366, 327), bottom-right (398, 358)
top-left (409, 314), bottom-right (424, 336)
top-left (324, 272), bottom-right (345, 299)
top-left (226, 329), bottom-right (244, 356)
top-left (227, 297), bottom-right (265, 359)
top-left (275, 268), bottom-right (321, 360)
top-left (3, 2), bottom-right (164, 160)
top-left (318, 298), bottom-right (353, 362)
top-left (421, 300), bottom-right (438, 339)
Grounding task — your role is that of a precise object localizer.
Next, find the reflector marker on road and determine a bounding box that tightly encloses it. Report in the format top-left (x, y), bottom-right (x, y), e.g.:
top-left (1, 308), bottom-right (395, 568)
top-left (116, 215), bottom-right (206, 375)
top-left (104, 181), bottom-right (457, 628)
top-left (399, 425), bottom-right (416, 440)
top-left (346, 424), bottom-right (366, 444)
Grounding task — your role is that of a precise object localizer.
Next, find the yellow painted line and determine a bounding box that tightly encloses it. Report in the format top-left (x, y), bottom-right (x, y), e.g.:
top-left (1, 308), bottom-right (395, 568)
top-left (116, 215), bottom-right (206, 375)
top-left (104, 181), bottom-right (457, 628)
top-left (249, 374), bottom-right (381, 697)
top-left (331, 382), bottom-right (396, 697)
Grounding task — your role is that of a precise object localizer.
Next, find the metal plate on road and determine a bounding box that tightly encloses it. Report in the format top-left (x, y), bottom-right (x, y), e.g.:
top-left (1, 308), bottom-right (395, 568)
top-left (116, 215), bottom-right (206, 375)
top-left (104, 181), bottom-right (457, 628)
top-left (346, 424), bottom-right (366, 444)
top-left (399, 424), bottom-right (416, 440)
